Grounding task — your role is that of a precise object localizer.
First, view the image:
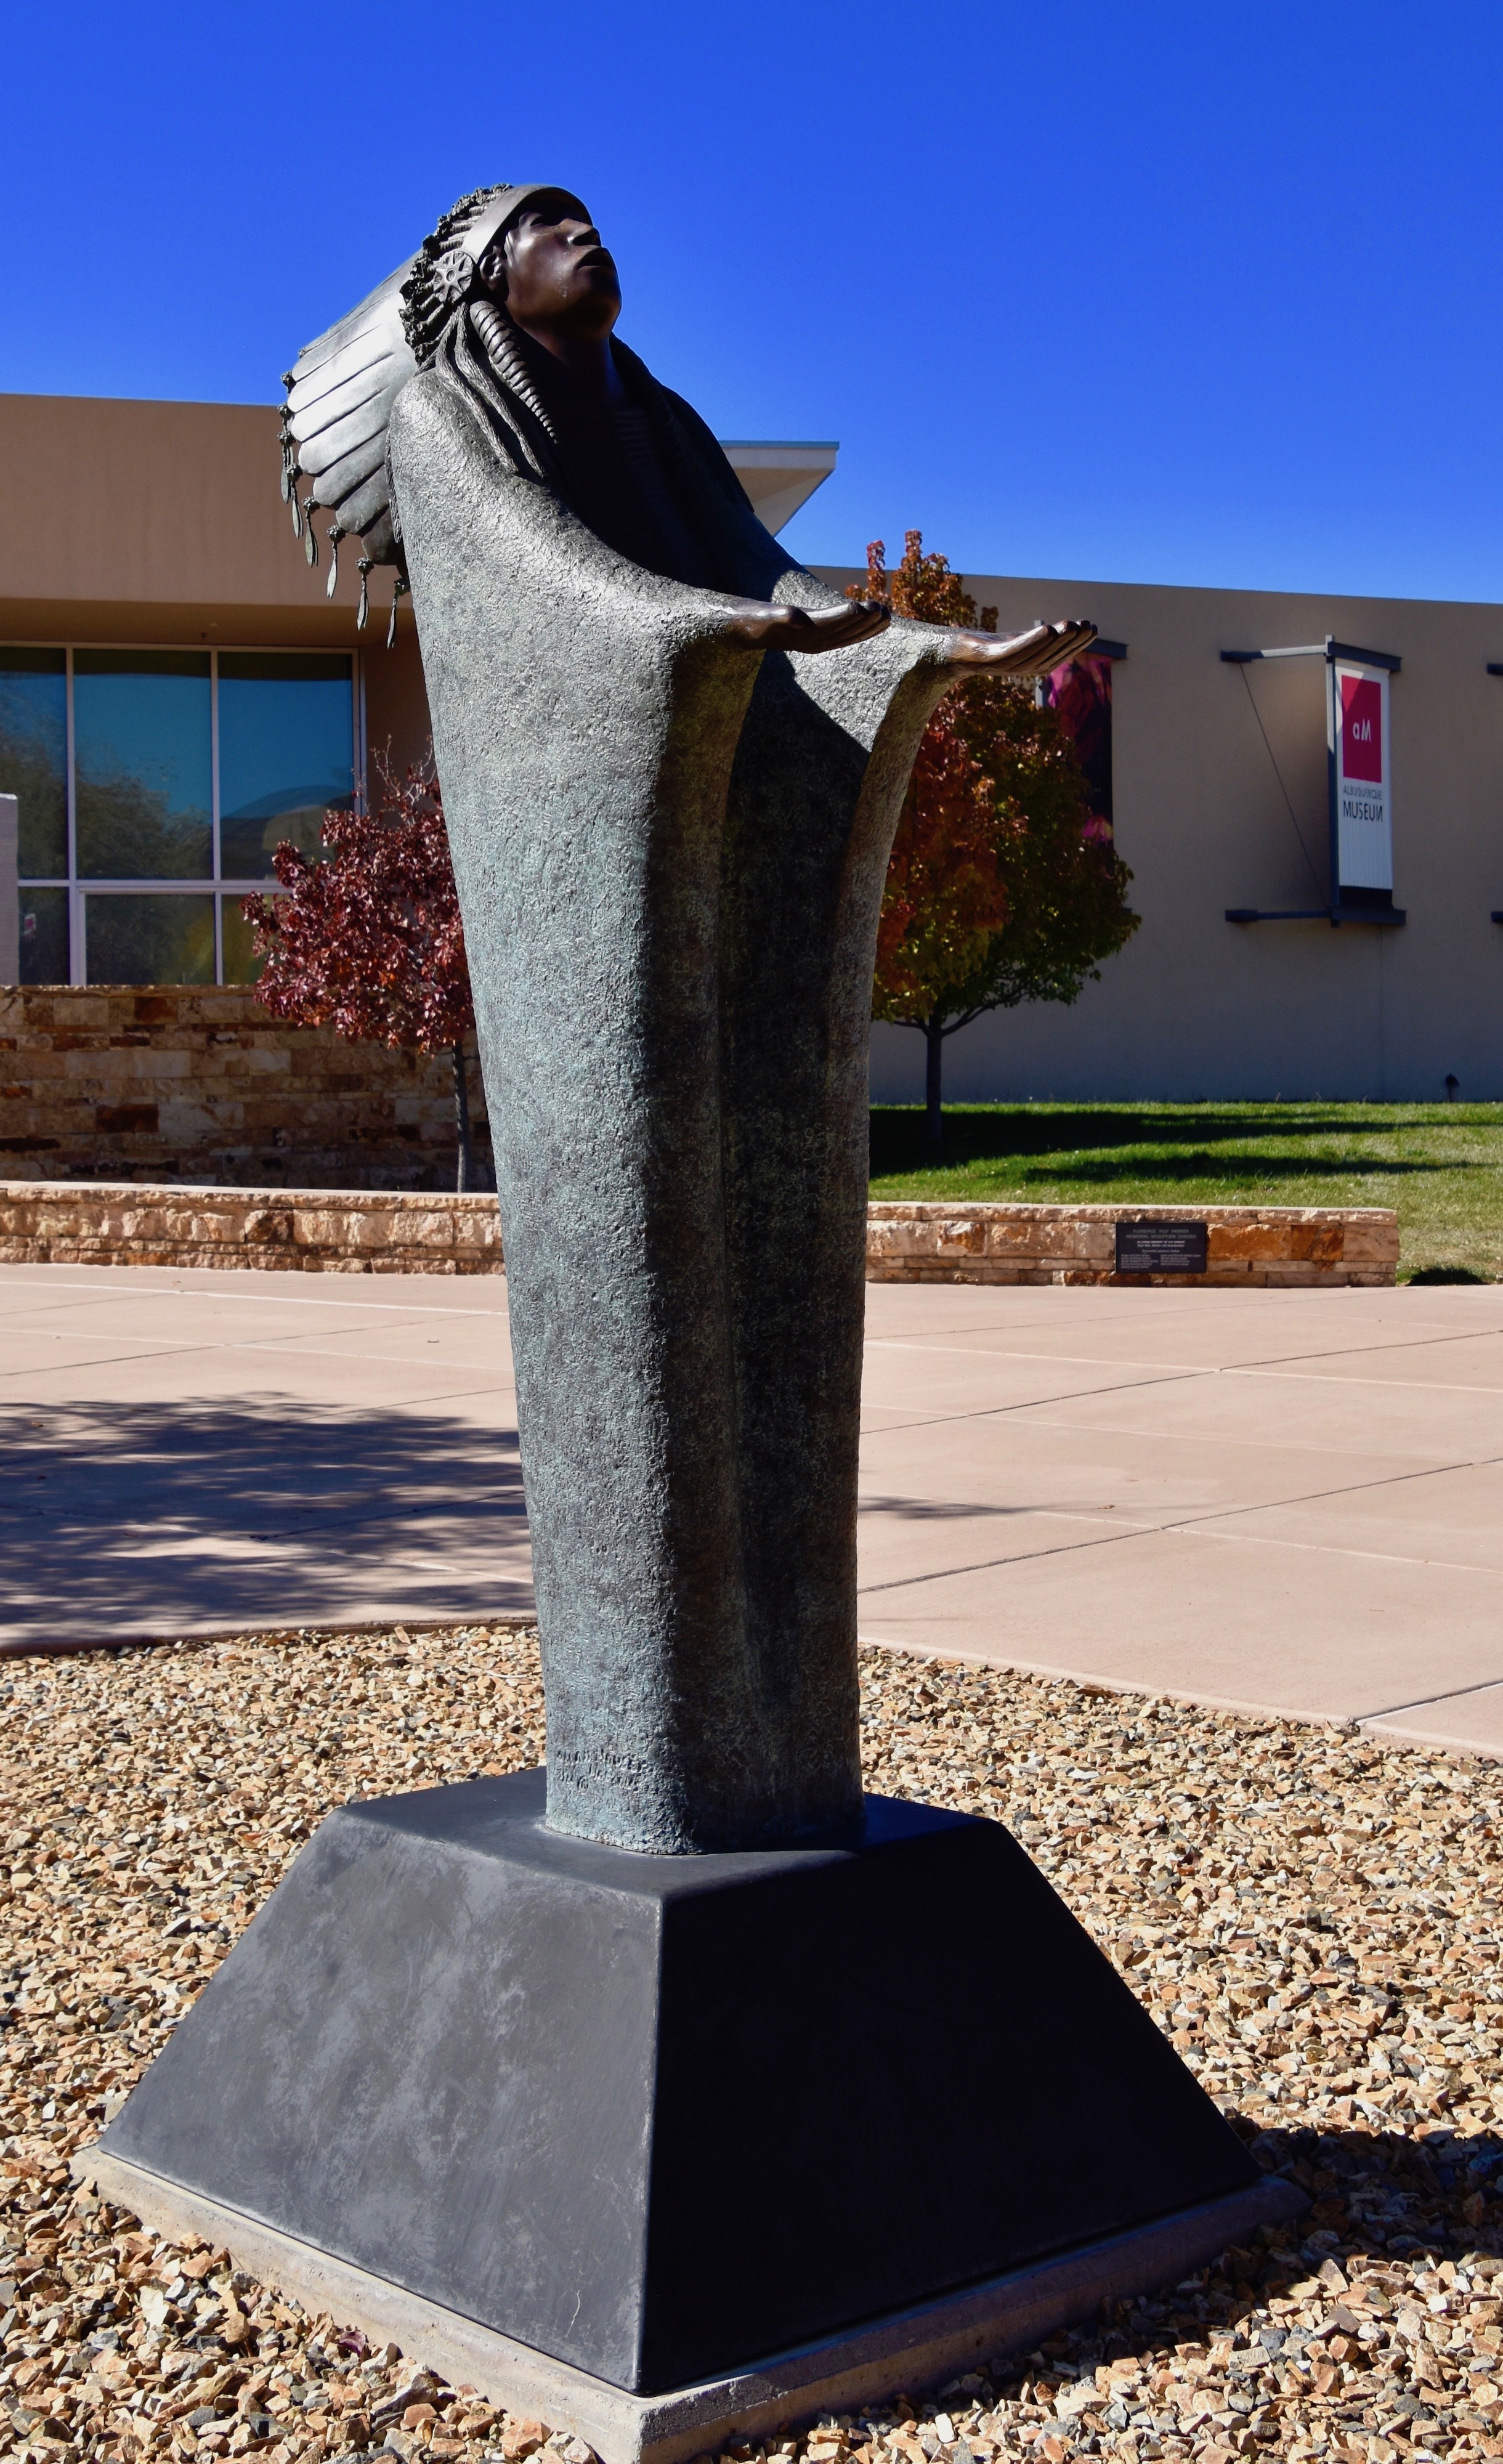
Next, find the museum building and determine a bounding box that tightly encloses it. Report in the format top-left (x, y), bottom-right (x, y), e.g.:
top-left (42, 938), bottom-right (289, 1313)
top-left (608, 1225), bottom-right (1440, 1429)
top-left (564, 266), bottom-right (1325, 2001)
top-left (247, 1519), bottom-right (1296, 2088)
top-left (0, 392), bottom-right (836, 992)
top-left (4, 389), bottom-right (1503, 1100)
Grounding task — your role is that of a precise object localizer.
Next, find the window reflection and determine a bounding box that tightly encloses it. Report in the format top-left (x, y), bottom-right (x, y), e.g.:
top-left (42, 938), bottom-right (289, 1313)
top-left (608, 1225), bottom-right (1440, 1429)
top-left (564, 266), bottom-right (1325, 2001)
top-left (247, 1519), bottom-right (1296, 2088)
top-left (20, 888), bottom-right (68, 985)
top-left (0, 650), bottom-right (67, 878)
top-left (86, 894), bottom-right (215, 986)
top-left (75, 650), bottom-right (212, 880)
top-left (220, 894), bottom-right (272, 984)
top-left (6, 643), bottom-right (363, 984)
top-left (218, 653), bottom-right (354, 877)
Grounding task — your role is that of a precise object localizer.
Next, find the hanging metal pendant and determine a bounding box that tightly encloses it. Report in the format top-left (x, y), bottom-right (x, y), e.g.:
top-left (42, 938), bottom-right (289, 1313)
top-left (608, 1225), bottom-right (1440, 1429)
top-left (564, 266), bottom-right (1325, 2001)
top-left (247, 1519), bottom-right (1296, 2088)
top-left (304, 504), bottom-right (319, 570)
top-left (326, 526), bottom-right (343, 601)
top-left (387, 575), bottom-right (409, 650)
top-left (291, 488), bottom-right (304, 542)
top-left (357, 557), bottom-right (373, 632)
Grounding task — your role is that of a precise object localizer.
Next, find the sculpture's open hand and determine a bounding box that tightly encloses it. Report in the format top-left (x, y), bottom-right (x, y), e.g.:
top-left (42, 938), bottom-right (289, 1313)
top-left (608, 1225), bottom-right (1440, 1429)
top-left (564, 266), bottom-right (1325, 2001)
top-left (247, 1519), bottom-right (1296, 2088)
top-left (721, 599), bottom-right (891, 654)
top-left (946, 617), bottom-right (1097, 676)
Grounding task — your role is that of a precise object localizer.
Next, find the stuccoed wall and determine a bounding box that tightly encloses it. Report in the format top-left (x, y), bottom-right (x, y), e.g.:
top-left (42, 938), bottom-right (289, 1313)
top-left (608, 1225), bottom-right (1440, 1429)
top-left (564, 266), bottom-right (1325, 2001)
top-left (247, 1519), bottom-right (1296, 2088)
top-left (819, 567), bottom-right (1503, 1105)
top-left (0, 986), bottom-right (490, 1189)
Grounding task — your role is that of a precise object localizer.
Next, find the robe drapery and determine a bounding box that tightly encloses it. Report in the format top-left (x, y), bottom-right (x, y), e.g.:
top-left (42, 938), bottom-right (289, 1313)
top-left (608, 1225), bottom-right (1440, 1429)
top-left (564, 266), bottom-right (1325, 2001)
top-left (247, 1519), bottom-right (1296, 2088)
top-left (389, 307), bottom-right (959, 1854)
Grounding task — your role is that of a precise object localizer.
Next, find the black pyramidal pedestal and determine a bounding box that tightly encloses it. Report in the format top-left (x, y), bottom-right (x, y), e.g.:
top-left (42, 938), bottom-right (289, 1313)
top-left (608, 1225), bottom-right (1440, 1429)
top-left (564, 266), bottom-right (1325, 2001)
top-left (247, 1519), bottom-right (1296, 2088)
top-left (103, 1770), bottom-right (1260, 2397)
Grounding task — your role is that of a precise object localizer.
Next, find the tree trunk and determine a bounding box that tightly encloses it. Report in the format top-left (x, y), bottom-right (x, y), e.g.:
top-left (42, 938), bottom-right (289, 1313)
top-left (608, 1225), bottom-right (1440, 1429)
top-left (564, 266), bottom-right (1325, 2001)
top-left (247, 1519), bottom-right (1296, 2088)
top-left (925, 1015), bottom-right (945, 1150)
top-left (452, 1040), bottom-right (476, 1193)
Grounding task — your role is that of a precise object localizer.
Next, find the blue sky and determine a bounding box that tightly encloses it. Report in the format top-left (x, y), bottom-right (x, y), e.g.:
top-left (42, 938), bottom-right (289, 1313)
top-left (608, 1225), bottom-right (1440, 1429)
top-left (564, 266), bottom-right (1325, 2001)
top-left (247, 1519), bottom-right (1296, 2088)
top-left (4, 1), bottom-right (1501, 600)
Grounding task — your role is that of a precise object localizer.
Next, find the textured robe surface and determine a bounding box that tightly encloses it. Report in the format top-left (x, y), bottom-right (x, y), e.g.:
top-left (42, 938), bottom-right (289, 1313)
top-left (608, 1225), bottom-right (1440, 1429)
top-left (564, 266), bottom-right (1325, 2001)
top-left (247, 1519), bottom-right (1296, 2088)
top-left (389, 311), bottom-right (957, 1852)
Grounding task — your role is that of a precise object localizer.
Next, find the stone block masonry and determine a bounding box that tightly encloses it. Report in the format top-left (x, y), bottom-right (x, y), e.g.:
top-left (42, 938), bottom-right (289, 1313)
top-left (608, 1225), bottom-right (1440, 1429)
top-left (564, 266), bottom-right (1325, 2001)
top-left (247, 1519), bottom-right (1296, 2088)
top-left (0, 1185), bottom-right (1395, 1283)
top-left (0, 992), bottom-right (1398, 1284)
top-left (866, 1199), bottom-right (1396, 1286)
top-left (0, 986), bottom-right (490, 1190)
top-left (0, 1182), bottom-right (501, 1274)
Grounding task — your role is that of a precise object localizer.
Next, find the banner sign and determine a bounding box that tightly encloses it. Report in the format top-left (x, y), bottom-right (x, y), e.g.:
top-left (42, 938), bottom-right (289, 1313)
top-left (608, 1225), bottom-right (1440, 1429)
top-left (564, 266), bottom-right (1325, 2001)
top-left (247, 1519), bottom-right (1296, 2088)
top-left (1331, 657), bottom-right (1392, 891)
top-left (1220, 631), bottom-right (1401, 924)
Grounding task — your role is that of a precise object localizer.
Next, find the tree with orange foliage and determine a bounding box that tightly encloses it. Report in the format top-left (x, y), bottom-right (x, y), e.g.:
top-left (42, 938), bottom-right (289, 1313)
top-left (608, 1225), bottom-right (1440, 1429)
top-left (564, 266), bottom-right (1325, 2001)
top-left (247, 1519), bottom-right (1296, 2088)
top-left (242, 757), bottom-right (487, 1191)
top-left (853, 534), bottom-right (1138, 1146)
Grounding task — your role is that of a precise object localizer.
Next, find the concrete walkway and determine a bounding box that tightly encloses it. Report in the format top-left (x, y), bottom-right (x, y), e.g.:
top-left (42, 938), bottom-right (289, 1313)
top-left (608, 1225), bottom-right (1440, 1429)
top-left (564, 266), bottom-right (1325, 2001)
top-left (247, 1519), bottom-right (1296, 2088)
top-left (0, 1265), bottom-right (530, 1642)
top-left (856, 1280), bottom-right (1503, 1757)
top-left (2, 1265), bottom-right (1501, 1756)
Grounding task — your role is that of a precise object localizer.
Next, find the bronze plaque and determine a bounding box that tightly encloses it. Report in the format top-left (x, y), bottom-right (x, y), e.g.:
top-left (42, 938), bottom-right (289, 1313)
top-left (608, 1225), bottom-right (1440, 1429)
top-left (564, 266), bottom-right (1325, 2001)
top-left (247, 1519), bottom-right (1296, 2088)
top-left (1115, 1220), bottom-right (1210, 1275)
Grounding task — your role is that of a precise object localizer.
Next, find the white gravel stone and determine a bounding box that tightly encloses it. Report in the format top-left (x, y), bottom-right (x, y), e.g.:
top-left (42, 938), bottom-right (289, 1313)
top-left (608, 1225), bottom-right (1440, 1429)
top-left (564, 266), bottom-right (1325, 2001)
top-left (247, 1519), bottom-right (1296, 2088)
top-left (0, 1628), bottom-right (1499, 2464)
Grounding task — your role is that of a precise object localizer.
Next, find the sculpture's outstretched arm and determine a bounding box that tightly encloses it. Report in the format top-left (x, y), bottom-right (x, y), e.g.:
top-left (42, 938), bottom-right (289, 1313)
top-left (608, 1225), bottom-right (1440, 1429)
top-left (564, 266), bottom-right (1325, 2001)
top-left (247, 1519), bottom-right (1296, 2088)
top-left (944, 616), bottom-right (1097, 675)
top-left (722, 599), bottom-right (891, 654)
top-left (715, 598), bottom-right (1094, 677)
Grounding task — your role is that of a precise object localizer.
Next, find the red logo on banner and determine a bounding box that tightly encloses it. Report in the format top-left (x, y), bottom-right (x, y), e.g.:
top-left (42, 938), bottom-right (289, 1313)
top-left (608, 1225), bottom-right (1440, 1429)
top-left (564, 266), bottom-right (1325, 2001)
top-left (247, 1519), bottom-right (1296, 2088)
top-left (1341, 675), bottom-right (1383, 784)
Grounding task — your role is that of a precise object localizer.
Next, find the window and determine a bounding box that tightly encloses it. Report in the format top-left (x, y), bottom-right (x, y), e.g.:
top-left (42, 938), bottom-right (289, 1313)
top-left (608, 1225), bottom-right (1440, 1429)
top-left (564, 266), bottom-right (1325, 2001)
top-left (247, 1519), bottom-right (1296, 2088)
top-left (4, 646), bottom-right (357, 985)
top-left (75, 649), bottom-right (213, 880)
top-left (1, 650), bottom-right (67, 879)
top-left (219, 654), bottom-right (357, 878)
top-left (86, 895), bottom-right (217, 986)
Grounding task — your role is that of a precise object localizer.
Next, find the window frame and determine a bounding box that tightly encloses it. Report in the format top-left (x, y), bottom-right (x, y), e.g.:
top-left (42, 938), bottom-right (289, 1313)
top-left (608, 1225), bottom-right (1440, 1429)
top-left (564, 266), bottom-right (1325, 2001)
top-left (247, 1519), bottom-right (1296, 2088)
top-left (7, 641), bottom-right (365, 986)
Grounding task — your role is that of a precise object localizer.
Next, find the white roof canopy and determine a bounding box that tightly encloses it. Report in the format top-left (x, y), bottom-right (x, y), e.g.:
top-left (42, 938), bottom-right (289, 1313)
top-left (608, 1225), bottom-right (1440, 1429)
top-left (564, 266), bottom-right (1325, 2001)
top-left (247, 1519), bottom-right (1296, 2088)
top-left (719, 440), bottom-right (838, 535)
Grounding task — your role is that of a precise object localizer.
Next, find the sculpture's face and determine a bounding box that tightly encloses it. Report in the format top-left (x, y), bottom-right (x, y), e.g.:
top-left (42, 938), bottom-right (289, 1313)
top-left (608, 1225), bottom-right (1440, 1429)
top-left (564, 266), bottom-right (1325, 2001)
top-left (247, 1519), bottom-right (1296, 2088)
top-left (490, 194), bottom-right (622, 341)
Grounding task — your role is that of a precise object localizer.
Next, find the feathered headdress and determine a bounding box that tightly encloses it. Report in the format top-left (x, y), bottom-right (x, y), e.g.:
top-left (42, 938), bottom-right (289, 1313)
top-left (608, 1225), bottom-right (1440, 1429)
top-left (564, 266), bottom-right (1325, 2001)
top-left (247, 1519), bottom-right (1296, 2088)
top-left (280, 184), bottom-right (588, 634)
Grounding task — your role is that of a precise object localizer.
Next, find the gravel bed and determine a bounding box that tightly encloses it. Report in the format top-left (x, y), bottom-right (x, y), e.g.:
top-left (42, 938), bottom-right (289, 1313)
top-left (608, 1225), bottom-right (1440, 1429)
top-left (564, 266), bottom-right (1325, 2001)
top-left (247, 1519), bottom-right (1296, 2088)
top-left (0, 1627), bottom-right (1499, 2464)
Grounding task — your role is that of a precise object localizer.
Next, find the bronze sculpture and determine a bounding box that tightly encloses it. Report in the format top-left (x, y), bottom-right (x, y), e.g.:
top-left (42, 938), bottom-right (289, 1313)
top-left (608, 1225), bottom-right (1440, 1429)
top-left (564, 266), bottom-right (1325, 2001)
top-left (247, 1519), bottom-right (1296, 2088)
top-left (89, 185), bottom-right (1290, 2431)
top-left (285, 183), bottom-right (1093, 1854)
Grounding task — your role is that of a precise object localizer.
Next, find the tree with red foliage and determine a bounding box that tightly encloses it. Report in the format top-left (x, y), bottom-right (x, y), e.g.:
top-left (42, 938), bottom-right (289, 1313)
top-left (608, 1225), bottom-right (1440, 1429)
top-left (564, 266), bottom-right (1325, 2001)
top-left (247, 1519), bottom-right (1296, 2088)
top-left (854, 534), bottom-right (1138, 1146)
top-left (242, 758), bottom-right (485, 1190)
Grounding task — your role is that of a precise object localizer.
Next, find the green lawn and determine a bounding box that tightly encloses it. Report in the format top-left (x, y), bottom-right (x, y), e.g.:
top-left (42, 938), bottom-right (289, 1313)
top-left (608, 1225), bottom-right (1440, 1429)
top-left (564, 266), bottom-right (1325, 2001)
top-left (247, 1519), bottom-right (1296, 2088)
top-left (869, 1101), bottom-right (1503, 1281)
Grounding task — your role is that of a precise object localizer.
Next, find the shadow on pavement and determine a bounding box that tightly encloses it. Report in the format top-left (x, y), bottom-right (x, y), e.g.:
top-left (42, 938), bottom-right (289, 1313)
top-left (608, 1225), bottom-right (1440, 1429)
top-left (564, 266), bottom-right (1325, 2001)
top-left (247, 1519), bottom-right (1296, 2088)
top-left (0, 1396), bottom-right (530, 1644)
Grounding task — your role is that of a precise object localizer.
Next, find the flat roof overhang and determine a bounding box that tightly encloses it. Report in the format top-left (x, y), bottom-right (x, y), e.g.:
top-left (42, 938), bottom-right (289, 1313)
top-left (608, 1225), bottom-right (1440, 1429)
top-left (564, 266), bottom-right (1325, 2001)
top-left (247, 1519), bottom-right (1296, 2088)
top-left (719, 441), bottom-right (838, 533)
top-left (0, 397), bottom-right (839, 636)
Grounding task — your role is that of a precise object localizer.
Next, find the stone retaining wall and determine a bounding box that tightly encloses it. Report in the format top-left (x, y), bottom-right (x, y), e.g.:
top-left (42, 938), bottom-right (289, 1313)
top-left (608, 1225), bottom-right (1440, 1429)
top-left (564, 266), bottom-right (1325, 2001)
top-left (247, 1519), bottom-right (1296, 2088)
top-left (0, 986), bottom-right (490, 1190)
top-left (0, 1184), bottom-right (1397, 1284)
top-left (0, 1183), bottom-right (501, 1274)
top-left (867, 1200), bottom-right (1397, 1286)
